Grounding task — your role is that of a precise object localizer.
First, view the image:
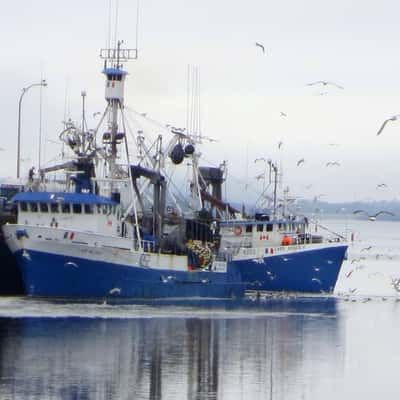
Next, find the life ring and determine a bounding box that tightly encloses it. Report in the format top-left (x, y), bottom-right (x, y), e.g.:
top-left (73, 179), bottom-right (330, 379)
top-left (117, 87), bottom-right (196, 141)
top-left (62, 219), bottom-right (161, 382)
top-left (234, 226), bottom-right (242, 236)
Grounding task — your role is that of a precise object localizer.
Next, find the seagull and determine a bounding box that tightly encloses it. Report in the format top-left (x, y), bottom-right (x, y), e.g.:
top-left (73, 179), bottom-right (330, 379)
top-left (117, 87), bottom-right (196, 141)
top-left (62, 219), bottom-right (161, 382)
top-left (280, 112), bottom-right (287, 117)
top-left (255, 42), bottom-right (265, 53)
top-left (345, 270), bottom-right (354, 278)
top-left (353, 210), bottom-right (395, 221)
top-left (109, 287), bottom-right (121, 295)
top-left (377, 183), bottom-right (387, 188)
top-left (92, 112), bottom-right (102, 118)
top-left (362, 297), bottom-right (371, 303)
top-left (376, 115), bottom-right (400, 136)
top-left (326, 161), bottom-right (341, 167)
top-left (307, 81), bottom-right (344, 89)
top-left (254, 157), bottom-right (267, 163)
top-left (361, 246), bottom-right (373, 252)
top-left (351, 257), bottom-right (366, 264)
top-left (278, 141), bottom-right (283, 149)
top-left (305, 184), bottom-right (313, 190)
top-left (64, 261), bottom-right (78, 268)
top-left (312, 278), bottom-right (322, 285)
top-left (297, 158), bottom-right (305, 166)
top-left (348, 288), bottom-right (357, 294)
top-left (390, 277), bottom-right (400, 292)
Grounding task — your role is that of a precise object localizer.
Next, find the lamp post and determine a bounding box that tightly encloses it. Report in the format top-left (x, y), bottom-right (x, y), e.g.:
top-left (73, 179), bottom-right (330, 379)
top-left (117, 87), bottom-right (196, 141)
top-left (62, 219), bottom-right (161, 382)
top-left (17, 79), bottom-right (47, 179)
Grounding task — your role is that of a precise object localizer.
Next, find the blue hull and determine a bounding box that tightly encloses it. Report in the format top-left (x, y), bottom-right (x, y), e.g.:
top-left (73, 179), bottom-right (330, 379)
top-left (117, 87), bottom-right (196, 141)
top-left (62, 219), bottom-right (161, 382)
top-left (236, 245), bottom-right (347, 293)
top-left (14, 250), bottom-right (245, 299)
top-left (0, 239), bottom-right (24, 295)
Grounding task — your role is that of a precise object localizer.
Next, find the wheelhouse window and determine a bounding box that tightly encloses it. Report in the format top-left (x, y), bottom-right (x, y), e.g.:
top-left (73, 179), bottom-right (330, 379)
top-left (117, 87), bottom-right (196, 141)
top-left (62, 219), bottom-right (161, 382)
top-left (245, 225), bottom-right (252, 233)
top-left (266, 224), bottom-right (273, 232)
top-left (20, 202), bottom-right (28, 212)
top-left (50, 203), bottom-right (59, 213)
top-left (29, 202), bottom-right (38, 212)
top-left (62, 203), bottom-right (71, 214)
top-left (84, 204), bottom-right (94, 214)
top-left (257, 224), bottom-right (263, 232)
top-left (73, 204), bottom-right (82, 214)
top-left (40, 203), bottom-right (49, 212)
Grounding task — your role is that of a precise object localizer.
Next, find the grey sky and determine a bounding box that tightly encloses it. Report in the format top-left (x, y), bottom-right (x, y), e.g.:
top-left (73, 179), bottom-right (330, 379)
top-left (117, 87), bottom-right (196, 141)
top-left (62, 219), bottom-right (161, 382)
top-left (2, 0), bottom-right (400, 202)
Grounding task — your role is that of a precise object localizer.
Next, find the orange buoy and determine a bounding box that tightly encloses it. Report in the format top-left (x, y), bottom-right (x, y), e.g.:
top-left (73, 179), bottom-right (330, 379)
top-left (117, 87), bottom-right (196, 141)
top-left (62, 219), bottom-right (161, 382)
top-left (281, 235), bottom-right (292, 246)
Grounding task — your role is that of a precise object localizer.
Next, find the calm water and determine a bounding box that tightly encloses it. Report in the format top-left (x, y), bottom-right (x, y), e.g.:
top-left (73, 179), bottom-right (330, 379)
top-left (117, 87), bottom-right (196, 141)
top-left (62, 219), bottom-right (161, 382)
top-left (0, 218), bottom-right (400, 400)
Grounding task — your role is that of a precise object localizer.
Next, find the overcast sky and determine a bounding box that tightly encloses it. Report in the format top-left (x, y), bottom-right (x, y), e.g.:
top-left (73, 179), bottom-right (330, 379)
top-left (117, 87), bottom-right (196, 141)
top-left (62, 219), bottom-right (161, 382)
top-left (2, 0), bottom-right (400, 203)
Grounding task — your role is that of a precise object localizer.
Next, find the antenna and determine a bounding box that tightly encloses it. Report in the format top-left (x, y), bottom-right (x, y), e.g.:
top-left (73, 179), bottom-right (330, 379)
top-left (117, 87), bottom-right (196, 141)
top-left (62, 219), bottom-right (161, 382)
top-left (38, 75), bottom-right (44, 171)
top-left (185, 65), bottom-right (202, 140)
top-left (135, 0), bottom-right (140, 56)
top-left (106, 0), bottom-right (112, 50)
top-left (114, 0), bottom-right (119, 50)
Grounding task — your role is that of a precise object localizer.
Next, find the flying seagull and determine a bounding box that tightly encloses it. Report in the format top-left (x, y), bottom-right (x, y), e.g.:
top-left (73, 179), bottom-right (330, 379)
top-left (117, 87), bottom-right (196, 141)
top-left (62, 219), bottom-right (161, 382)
top-left (307, 81), bottom-right (344, 89)
top-left (377, 183), bottom-right (388, 188)
top-left (376, 115), bottom-right (400, 135)
top-left (297, 158), bottom-right (305, 166)
top-left (345, 270), bottom-right (354, 278)
top-left (326, 161), bottom-right (341, 167)
top-left (92, 112), bottom-right (102, 118)
top-left (254, 157), bottom-right (267, 163)
top-left (351, 257), bottom-right (366, 264)
top-left (280, 111), bottom-right (287, 117)
top-left (361, 246), bottom-right (373, 252)
top-left (353, 210), bottom-right (395, 221)
top-left (255, 42), bottom-right (265, 53)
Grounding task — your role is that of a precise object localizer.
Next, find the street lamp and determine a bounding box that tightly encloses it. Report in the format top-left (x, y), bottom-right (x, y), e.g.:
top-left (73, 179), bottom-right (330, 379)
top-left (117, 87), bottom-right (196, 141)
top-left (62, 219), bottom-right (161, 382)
top-left (17, 79), bottom-right (47, 179)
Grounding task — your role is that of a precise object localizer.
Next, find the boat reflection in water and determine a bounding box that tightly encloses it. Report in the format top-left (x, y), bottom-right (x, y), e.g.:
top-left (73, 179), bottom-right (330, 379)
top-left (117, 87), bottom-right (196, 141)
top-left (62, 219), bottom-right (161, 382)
top-left (0, 297), bottom-right (343, 400)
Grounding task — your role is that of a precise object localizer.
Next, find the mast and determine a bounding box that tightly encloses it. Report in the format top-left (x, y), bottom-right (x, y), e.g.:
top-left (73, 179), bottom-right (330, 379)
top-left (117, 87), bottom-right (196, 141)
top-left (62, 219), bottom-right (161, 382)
top-left (100, 40), bottom-right (137, 178)
top-left (267, 159), bottom-right (278, 217)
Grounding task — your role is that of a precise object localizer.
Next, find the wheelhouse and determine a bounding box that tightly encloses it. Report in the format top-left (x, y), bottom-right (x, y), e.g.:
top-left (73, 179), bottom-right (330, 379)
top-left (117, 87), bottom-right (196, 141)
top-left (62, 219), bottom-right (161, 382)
top-left (13, 192), bottom-right (123, 235)
top-left (219, 217), bottom-right (310, 248)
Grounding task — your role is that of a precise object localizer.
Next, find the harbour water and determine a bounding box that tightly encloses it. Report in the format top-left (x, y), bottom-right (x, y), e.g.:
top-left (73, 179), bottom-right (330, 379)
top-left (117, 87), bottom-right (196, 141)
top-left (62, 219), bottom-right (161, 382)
top-left (0, 218), bottom-right (400, 399)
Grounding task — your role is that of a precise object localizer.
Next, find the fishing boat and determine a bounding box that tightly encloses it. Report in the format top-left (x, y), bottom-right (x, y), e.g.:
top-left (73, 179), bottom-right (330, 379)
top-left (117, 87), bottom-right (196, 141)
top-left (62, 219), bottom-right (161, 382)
top-left (2, 40), bottom-right (347, 300)
top-left (0, 181), bottom-right (24, 294)
top-left (2, 41), bottom-right (247, 299)
top-left (217, 164), bottom-right (348, 294)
